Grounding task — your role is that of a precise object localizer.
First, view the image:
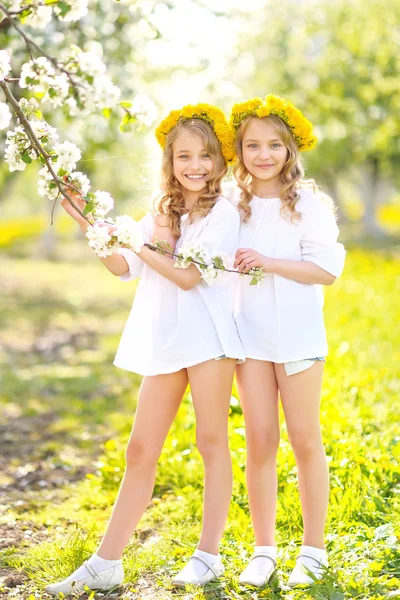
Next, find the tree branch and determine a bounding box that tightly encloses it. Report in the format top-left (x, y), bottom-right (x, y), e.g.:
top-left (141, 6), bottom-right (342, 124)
top-left (0, 79), bottom-right (93, 225)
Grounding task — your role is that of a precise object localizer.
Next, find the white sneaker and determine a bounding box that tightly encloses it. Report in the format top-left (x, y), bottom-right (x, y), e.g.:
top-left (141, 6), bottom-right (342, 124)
top-left (288, 546), bottom-right (328, 587)
top-left (45, 561), bottom-right (124, 595)
top-left (171, 554), bottom-right (224, 587)
top-left (239, 550), bottom-right (277, 587)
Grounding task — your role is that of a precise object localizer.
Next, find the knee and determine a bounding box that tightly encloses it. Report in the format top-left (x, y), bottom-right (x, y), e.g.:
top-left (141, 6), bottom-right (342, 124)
top-left (125, 436), bottom-right (161, 468)
top-left (246, 430), bottom-right (280, 465)
top-left (289, 429), bottom-right (324, 462)
top-left (196, 430), bottom-right (229, 462)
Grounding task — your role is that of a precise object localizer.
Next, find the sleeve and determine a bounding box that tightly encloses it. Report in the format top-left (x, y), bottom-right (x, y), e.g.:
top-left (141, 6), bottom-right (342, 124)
top-left (300, 202), bottom-right (346, 277)
top-left (118, 212), bottom-right (154, 282)
top-left (195, 199), bottom-right (240, 286)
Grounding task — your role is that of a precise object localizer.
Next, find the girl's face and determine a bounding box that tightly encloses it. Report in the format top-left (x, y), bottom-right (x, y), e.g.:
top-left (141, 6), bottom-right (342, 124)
top-left (242, 118), bottom-right (288, 183)
top-left (172, 129), bottom-right (213, 194)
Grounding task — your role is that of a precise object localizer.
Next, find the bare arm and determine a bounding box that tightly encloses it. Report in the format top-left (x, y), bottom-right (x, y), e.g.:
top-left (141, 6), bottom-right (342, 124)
top-left (62, 189), bottom-right (201, 288)
top-left (152, 213), bottom-right (177, 255)
top-left (61, 194), bottom-right (130, 277)
top-left (266, 258), bottom-right (336, 285)
top-left (234, 248), bottom-right (336, 285)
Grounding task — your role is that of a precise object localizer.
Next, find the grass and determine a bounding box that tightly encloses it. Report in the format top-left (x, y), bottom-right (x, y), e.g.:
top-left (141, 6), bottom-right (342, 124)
top-left (0, 239), bottom-right (399, 599)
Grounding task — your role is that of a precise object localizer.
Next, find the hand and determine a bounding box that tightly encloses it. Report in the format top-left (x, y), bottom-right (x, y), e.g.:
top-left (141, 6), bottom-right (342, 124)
top-left (234, 247), bottom-right (269, 273)
top-left (152, 212), bottom-right (176, 253)
top-left (60, 177), bottom-right (89, 225)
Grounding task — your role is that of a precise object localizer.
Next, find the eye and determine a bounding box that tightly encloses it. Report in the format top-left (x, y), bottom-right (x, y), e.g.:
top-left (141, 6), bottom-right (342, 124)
top-left (247, 143), bottom-right (257, 148)
top-left (202, 153), bottom-right (211, 159)
top-left (178, 154), bottom-right (189, 159)
top-left (271, 143), bottom-right (282, 148)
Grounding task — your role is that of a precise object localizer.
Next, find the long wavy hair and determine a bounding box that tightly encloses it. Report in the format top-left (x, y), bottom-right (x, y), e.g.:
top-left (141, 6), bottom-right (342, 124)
top-left (233, 115), bottom-right (331, 222)
top-left (154, 118), bottom-right (228, 239)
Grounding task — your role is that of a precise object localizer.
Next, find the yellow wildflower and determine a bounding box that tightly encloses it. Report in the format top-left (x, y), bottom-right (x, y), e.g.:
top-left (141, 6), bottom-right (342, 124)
top-left (229, 94), bottom-right (317, 152)
top-left (155, 103), bottom-right (235, 164)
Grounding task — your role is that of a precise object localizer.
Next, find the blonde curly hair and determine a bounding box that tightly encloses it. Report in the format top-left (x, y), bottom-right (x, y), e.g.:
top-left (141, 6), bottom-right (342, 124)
top-left (233, 115), bottom-right (330, 222)
top-left (154, 118), bottom-right (227, 239)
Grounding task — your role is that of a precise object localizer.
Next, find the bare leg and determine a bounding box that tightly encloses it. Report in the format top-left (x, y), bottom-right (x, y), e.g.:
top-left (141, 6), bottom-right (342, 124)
top-left (187, 358), bottom-right (236, 555)
top-left (236, 359), bottom-right (280, 546)
top-left (97, 370), bottom-right (188, 558)
top-left (275, 362), bottom-right (328, 549)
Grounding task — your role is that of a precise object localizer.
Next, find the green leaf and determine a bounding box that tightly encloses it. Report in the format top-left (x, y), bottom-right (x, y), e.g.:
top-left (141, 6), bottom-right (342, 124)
top-left (120, 101), bottom-right (132, 109)
top-left (34, 109), bottom-right (42, 119)
top-left (58, 167), bottom-right (68, 177)
top-left (48, 87), bottom-right (57, 99)
top-left (21, 152), bottom-right (32, 164)
top-left (250, 277), bottom-right (258, 286)
top-left (56, 1), bottom-right (70, 17)
top-left (84, 202), bottom-right (95, 215)
top-left (102, 108), bottom-right (112, 119)
top-left (51, 155), bottom-right (59, 162)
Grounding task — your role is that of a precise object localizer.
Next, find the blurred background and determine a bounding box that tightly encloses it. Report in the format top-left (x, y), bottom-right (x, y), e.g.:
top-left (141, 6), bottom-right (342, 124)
top-left (1, 0), bottom-right (400, 253)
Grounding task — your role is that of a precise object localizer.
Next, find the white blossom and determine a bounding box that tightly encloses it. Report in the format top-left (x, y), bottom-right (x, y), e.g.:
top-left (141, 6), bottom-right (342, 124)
top-left (55, 0), bottom-right (89, 22)
top-left (114, 215), bottom-right (143, 252)
top-left (93, 76), bottom-right (121, 109)
top-left (19, 97), bottom-right (40, 117)
top-left (68, 171), bottom-right (91, 195)
top-left (43, 73), bottom-right (70, 107)
top-left (53, 140), bottom-right (81, 171)
top-left (93, 190), bottom-right (114, 217)
top-left (202, 264), bottom-right (218, 285)
top-left (26, 2), bottom-right (53, 29)
top-left (30, 120), bottom-right (59, 145)
top-left (4, 142), bottom-right (26, 171)
top-left (86, 223), bottom-right (114, 257)
top-left (20, 57), bottom-right (55, 90)
top-left (75, 50), bottom-right (106, 78)
top-left (38, 166), bottom-right (58, 200)
top-left (131, 94), bottom-right (157, 127)
top-left (0, 50), bottom-right (11, 81)
top-left (0, 102), bottom-right (12, 130)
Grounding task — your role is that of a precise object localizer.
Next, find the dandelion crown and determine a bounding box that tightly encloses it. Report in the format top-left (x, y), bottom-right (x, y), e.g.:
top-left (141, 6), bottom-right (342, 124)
top-left (155, 103), bottom-right (236, 165)
top-left (230, 94), bottom-right (317, 152)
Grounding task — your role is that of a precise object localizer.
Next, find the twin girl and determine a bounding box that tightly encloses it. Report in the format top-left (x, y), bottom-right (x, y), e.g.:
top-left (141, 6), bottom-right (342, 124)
top-left (46, 95), bottom-right (345, 595)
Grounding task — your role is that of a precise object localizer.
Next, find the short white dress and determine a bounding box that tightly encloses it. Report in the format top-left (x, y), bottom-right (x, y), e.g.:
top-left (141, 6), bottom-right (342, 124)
top-left (230, 188), bottom-right (346, 363)
top-left (113, 197), bottom-right (245, 376)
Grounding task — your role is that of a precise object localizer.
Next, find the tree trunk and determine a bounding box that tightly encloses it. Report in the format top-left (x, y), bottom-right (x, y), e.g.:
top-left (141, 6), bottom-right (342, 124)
top-left (360, 158), bottom-right (387, 238)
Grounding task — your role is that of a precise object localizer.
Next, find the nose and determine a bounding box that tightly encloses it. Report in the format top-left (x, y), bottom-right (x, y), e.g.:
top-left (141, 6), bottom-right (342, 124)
top-left (258, 146), bottom-right (271, 160)
top-left (189, 158), bottom-right (202, 170)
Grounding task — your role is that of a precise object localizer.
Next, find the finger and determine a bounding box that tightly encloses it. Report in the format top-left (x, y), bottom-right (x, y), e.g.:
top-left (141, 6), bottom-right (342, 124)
top-left (243, 259), bottom-right (257, 274)
top-left (236, 258), bottom-right (250, 272)
top-left (235, 253), bottom-right (253, 268)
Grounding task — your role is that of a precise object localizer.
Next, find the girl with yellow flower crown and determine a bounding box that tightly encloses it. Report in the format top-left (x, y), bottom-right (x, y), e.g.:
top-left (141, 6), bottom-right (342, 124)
top-left (227, 95), bottom-right (346, 588)
top-left (45, 105), bottom-right (244, 595)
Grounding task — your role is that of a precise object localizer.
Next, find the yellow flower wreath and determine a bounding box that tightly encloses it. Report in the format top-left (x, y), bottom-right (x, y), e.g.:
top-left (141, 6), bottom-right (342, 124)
top-left (230, 94), bottom-right (317, 152)
top-left (155, 103), bottom-right (236, 165)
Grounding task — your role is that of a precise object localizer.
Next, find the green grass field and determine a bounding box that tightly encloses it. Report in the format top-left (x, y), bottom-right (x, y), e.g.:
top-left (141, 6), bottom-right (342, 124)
top-left (0, 240), bottom-right (399, 599)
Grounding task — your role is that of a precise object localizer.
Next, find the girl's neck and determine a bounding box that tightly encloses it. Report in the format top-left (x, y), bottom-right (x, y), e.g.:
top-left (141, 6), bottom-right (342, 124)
top-left (251, 176), bottom-right (282, 199)
top-left (183, 189), bottom-right (202, 211)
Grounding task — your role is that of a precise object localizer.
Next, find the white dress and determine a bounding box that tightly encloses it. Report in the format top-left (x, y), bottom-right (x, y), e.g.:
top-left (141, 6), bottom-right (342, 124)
top-left (113, 197), bottom-right (245, 376)
top-left (231, 188), bottom-right (346, 362)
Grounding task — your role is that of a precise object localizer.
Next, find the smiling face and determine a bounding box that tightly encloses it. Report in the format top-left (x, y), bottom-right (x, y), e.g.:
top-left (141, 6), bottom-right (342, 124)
top-left (241, 117), bottom-right (288, 193)
top-left (172, 129), bottom-right (213, 197)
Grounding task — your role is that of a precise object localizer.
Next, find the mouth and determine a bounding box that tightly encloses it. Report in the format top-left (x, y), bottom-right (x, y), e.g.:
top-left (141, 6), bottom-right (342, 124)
top-left (256, 164), bottom-right (275, 169)
top-left (184, 174), bottom-right (207, 181)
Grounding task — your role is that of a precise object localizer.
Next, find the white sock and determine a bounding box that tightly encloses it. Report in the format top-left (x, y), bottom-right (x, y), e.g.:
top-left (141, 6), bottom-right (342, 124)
top-left (68, 553), bottom-right (122, 581)
top-left (246, 545), bottom-right (277, 576)
top-left (297, 545), bottom-right (327, 572)
top-left (181, 549), bottom-right (221, 577)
